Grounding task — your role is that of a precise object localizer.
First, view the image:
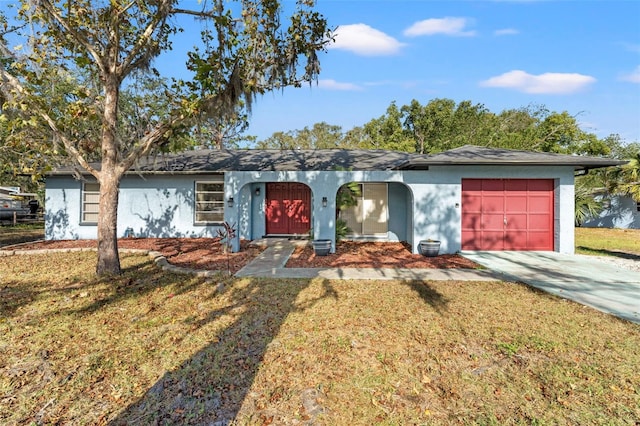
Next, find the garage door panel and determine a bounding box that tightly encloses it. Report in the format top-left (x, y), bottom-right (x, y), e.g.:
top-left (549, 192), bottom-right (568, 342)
top-left (483, 213), bottom-right (505, 230)
top-left (505, 179), bottom-right (528, 191)
top-left (461, 230), bottom-right (481, 250)
top-left (482, 232), bottom-right (505, 250)
top-left (507, 213), bottom-right (527, 229)
top-left (482, 179), bottom-right (504, 191)
top-left (505, 195), bottom-right (528, 212)
top-left (461, 212), bottom-right (480, 229)
top-left (462, 178), bottom-right (554, 251)
top-left (528, 196), bottom-right (551, 212)
top-left (529, 213), bottom-right (552, 229)
top-left (527, 180), bottom-right (554, 191)
top-left (482, 195), bottom-right (503, 212)
top-left (462, 194), bottom-right (482, 212)
top-left (528, 231), bottom-right (553, 250)
top-left (504, 230), bottom-right (527, 250)
top-left (462, 179), bottom-right (483, 191)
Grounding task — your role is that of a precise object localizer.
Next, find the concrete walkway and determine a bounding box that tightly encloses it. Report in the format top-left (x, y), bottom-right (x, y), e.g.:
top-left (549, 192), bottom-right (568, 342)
top-left (461, 251), bottom-right (640, 324)
top-left (235, 238), bottom-right (500, 281)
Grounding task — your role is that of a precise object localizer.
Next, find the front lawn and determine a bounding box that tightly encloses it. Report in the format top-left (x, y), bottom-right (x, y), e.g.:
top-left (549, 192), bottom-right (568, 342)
top-left (1, 252), bottom-right (638, 424)
top-left (575, 227), bottom-right (640, 256)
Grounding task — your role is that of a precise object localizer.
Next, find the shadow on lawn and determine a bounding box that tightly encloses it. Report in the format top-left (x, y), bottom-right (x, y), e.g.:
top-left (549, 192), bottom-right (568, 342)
top-left (109, 277), bottom-right (331, 425)
top-left (108, 277), bottom-right (449, 424)
top-left (406, 281), bottom-right (448, 314)
top-left (576, 246), bottom-right (640, 261)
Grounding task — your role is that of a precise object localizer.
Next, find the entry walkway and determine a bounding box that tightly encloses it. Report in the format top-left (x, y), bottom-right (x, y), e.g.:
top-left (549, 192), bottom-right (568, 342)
top-left (235, 238), bottom-right (500, 281)
top-left (461, 251), bottom-right (640, 324)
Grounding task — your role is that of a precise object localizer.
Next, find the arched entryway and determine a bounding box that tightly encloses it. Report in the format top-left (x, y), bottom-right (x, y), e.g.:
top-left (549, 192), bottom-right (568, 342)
top-left (265, 182), bottom-right (312, 235)
top-left (336, 181), bottom-right (413, 244)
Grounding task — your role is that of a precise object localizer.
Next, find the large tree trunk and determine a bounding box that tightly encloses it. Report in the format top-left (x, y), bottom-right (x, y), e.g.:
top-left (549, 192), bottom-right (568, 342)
top-left (96, 74), bottom-right (122, 276)
top-left (96, 173), bottom-right (121, 275)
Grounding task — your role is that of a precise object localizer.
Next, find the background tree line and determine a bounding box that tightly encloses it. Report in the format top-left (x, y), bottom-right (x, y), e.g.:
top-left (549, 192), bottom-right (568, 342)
top-left (254, 98), bottom-right (640, 221)
top-left (255, 98), bottom-right (623, 157)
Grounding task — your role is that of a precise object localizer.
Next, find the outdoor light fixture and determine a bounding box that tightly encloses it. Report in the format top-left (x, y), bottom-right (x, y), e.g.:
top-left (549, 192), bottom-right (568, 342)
top-left (255, 187), bottom-right (260, 196)
top-left (322, 196), bottom-right (328, 207)
top-left (227, 197), bottom-right (234, 207)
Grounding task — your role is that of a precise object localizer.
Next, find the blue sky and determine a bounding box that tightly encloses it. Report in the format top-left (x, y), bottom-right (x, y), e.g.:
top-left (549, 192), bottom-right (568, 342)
top-left (239, 0), bottom-right (640, 144)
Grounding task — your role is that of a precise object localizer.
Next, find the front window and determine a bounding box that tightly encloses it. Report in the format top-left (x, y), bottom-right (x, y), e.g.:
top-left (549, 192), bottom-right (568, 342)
top-left (81, 182), bottom-right (100, 224)
top-left (195, 178), bottom-right (224, 224)
top-left (339, 182), bottom-right (388, 236)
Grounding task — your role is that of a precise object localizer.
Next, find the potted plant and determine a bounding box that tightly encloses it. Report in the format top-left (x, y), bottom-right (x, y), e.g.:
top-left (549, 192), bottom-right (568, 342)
top-left (419, 239), bottom-right (440, 257)
top-left (312, 239), bottom-right (332, 256)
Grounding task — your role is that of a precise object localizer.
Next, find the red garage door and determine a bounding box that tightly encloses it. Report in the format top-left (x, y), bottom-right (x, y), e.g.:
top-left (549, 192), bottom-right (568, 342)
top-left (266, 183), bottom-right (311, 235)
top-left (461, 179), bottom-right (554, 251)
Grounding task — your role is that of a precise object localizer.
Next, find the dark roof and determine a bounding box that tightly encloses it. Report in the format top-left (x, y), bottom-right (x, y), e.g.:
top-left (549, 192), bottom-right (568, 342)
top-left (49, 149), bottom-right (423, 174)
top-left (48, 146), bottom-right (626, 175)
top-left (399, 145), bottom-right (627, 171)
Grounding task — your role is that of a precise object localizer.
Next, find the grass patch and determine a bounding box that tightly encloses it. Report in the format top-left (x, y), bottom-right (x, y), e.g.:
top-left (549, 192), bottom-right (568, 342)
top-left (575, 228), bottom-right (640, 257)
top-left (0, 224), bottom-right (44, 247)
top-left (1, 252), bottom-right (639, 424)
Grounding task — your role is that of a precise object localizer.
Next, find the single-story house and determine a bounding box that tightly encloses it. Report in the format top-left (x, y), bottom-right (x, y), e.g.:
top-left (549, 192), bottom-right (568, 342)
top-left (582, 194), bottom-right (640, 229)
top-left (44, 145), bottom-right (625, 254)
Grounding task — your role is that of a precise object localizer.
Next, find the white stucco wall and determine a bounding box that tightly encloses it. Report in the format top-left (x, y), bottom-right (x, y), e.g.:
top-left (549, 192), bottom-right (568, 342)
top-left (45, 164), bottom-right (577, 255)
top-left (582, 195), bottom-right (640, 229)
top-left (45, 174), bottom-right (225, 240)
top-left (225, 165), bottom-right (576, 254)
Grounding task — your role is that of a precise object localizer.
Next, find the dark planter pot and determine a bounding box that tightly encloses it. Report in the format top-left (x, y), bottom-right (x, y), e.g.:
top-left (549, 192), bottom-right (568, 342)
top-left (419, 240), bottom-right (440, 257)
top-left (312, 239), bottom-right (332, 256)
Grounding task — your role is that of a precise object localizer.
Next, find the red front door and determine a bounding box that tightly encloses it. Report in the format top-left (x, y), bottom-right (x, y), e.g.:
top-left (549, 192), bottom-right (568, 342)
top-left (266, 183), bottom-right (311, 235)
top-left (461, 179), bottom-right (554, 250)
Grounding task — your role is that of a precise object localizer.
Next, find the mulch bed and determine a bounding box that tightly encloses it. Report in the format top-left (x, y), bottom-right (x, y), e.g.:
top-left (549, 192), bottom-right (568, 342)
top-left (286, 241), bottom-right (480, 269)
top-left (5, 239), bottom-right (480, 271)
top-left (6, 238), bottom-right (262, 274)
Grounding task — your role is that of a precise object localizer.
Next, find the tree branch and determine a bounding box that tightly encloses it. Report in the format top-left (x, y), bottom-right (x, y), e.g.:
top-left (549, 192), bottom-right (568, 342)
top-left (38, 0), bottom-right (107, 75)
top-left (117, 0), bottom-right (172, 77)
top-left (0, 67), bottom-right (98, 178)
top-left (118, 116), bottom-right (185, 174)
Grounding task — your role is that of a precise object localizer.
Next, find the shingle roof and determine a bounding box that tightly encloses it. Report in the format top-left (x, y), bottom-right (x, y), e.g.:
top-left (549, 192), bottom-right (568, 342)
top-left (49, 149), bottom-right (423, 174)
top-left (398, 145), bottom-right (627, 171)
top-left (48, 145), bottom-right (626, 175)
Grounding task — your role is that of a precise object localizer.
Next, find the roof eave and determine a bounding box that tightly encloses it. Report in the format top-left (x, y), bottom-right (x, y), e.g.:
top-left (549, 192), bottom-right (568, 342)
top-left (399, 160), bottom-right (627, 171)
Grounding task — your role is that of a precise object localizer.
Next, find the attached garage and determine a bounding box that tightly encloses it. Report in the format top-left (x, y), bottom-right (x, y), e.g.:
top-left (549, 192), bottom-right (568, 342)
top-left (461, 179), bottom-right (555, 251)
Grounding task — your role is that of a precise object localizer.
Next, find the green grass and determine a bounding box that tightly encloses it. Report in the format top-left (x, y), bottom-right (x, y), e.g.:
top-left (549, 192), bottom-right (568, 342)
top-left (575, 227), bottom-right (640, 256)
top-left (1, 251), bottom-right (638, 425)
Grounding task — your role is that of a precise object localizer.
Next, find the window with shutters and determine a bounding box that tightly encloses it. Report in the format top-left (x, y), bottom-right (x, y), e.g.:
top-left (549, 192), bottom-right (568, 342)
top-left (195, 178), bottom-right (224, 224)
top-left (81, 182), bottom-right (100, 224)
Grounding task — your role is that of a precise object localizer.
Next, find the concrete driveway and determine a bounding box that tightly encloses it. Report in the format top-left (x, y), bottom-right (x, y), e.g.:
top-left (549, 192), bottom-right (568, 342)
top-left (460, 251), bottom-right (640, 324)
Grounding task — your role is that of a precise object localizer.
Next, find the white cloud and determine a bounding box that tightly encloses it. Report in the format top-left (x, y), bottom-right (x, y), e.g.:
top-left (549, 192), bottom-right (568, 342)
top-left (404, 17), bottom-right (476, 37)
top-left (480, 70), bottom-right (596, 94)
top-left (494, 28), bottom-right (519, 36)
top-left (329, 24), bottom-right (404, 56)
top-left (317, 79), bottom-right (363, 91)
top-left (620, 66), bottom-right (640, 83)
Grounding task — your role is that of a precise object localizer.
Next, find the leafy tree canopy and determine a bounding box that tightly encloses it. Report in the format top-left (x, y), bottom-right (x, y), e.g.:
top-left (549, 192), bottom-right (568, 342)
top-left (0, 0), bottom-right (331, 275)
top-left (255, 98), bottom-right (629, 157)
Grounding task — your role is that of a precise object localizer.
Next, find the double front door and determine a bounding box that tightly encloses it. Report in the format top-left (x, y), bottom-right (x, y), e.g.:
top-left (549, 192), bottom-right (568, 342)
top-left (266, 183), bottom-right (311, 235)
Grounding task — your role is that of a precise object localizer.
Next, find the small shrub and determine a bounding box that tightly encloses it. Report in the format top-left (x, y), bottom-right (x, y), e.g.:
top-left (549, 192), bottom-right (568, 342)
top-left (335, 218), bottom-right (351, 243)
